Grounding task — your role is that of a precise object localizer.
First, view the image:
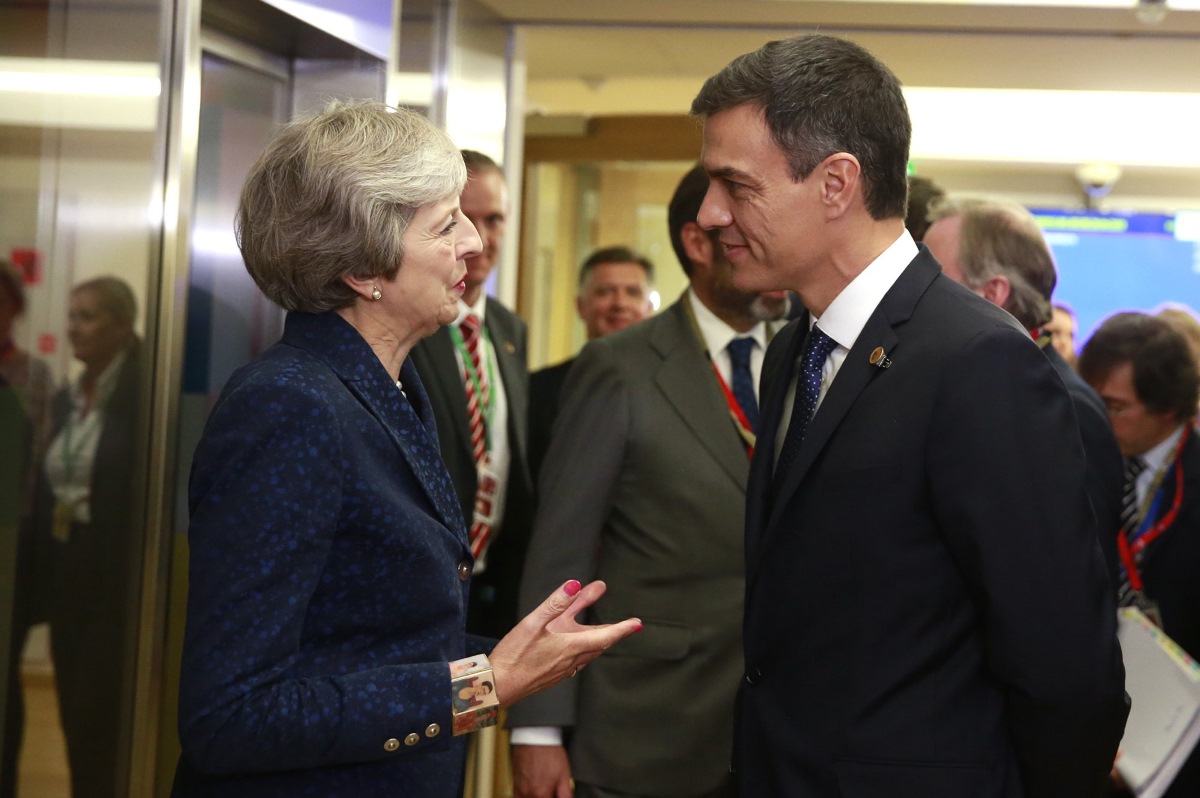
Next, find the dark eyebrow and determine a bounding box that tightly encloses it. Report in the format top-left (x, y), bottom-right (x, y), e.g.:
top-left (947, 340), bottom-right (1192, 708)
top-left (707, 166), bottom-right (755, 184)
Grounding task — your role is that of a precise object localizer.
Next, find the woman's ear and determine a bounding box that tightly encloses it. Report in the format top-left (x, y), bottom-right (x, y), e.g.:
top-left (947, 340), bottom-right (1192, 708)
top-left (342, 273), bottom-right (380, 302)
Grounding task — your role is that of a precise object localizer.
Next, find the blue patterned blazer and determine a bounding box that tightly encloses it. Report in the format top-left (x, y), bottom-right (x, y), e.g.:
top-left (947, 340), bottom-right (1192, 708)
top-left (174, 311), bottom-right (483, 798)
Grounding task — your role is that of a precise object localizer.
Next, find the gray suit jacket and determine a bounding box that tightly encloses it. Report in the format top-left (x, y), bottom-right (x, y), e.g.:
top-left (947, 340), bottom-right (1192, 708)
top-left (508, 297), bottom-right (749, 797)
top-left (410, 298), bottom-right (533, 638)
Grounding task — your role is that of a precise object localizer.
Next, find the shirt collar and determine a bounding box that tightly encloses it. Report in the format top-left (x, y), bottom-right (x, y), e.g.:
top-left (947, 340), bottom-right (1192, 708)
top-left (809, 229), bottom-right (918, 349)
top-left (1141, 423), bottom-right (1187, 474)
top-left (687, 288), bottom-right (769, 357)
top-left (454, 293), bottom-right (489, 325)
top-left (70, 348), bottom-right (128, 409)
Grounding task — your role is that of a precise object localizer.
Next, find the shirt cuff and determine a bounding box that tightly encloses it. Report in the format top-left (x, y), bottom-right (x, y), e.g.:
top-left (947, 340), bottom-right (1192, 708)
top-left (510, 726), bottom-right (563, 746)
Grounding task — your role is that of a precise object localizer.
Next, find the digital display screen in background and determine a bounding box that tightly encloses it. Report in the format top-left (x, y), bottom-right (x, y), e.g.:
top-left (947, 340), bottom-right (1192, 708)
top-left (1033, 209), bottom-right (1200, 352)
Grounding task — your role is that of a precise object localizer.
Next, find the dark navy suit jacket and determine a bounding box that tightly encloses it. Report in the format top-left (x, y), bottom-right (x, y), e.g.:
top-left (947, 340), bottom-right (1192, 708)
top-left (1044, 344), bottom-right (1124, 585)
top-left (739, 250), bottom-right (1128, 798)
top-left (174, 311), bottom-right (483, 797)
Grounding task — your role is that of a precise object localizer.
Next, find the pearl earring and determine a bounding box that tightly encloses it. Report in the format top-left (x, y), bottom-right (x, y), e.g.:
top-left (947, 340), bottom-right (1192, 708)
top-left (371, 286), bottom-right (382, 301)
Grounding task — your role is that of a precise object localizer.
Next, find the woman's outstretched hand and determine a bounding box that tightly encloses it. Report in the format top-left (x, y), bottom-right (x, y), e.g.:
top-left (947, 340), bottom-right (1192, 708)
top-left (489, 579), bottom-right (641, 707)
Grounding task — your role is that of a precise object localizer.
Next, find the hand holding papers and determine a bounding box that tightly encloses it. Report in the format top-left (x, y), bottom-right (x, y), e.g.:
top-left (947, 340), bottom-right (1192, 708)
top-left (1115, 607), bottom-right (1200, 797)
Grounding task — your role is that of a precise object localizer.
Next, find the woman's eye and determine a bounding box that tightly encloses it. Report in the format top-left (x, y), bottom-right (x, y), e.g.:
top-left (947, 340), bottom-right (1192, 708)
top-left (441, 218), bottom-right (458, 235)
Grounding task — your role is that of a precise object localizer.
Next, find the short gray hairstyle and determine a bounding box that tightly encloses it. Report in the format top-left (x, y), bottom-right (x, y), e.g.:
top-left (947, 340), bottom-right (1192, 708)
top-left (237, 101), bottom-right (467, 313)
top-left (929, 197), bottom-right (1056, 330)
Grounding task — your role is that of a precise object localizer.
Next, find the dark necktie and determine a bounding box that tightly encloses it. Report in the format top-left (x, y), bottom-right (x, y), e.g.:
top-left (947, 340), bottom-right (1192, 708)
top-left (1117, 455), bottom-right (1148, 606)
top-left (774, 326), bottom-right (838, 483)
top-left (726, 337), bottom-right (759, 432)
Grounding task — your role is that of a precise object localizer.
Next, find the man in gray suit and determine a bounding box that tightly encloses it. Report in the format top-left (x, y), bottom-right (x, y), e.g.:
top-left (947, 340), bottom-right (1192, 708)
top-left (508, 165), bottom-right (788, 798)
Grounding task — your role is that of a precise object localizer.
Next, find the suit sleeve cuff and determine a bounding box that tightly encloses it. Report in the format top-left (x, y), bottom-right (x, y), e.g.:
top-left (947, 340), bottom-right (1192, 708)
top-left (510, 727), bottom-right (563, 746)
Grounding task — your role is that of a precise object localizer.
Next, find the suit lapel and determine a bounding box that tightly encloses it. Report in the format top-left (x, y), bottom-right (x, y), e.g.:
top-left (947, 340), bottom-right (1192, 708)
top-left (763, 251), bottom-right (942, 536)
top-left (652, 300), bottom-right (749, 490)
top-left (765, 316), bottom-right (899, 531)
top-left (485, 299), bottom-right (529, 467)
top-left (744, 319), bottom-right (804, 564)
top-left (417, 325), bottom-right (473, 465)
top-left (283, 313), bottom-right (464, 537)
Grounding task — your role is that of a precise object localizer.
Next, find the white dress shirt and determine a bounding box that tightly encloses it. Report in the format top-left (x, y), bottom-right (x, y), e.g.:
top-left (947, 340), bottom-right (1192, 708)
top-left (1133, 423), bottom-right (1187, 511)
top-left (687, 288), bottom-right (770, 397)
top-left (775, 230), bottom-right (918, 463)
top-left (44, 350), bottom-right (128, 523)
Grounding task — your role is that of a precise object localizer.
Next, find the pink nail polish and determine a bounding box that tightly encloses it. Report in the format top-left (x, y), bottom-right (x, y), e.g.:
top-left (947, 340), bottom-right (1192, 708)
top-left (563, 580), bottom-right (582, 596)
top-left (633, 623), bottom-right (643, 633)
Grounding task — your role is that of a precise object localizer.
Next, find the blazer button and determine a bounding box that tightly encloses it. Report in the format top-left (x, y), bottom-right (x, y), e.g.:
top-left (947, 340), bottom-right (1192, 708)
top-left (745, 666), bottom-right (763, 686)
top-left (457, 561), bottom-right (471, 582)
top-left (425, 723), bottom-right (441, 738)
top-left (383, 737), bottom-right (400, 751)
top-left (405, 732), bottom-right (420, 747)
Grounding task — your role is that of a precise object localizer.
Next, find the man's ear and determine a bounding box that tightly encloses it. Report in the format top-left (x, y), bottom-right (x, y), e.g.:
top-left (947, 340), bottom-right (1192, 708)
top-left (980, 275), bottom-right (1012, 308)
top-left (681, 221), bottom-right (713, 271)
top-left (819, 153), bottom-right (862, 219)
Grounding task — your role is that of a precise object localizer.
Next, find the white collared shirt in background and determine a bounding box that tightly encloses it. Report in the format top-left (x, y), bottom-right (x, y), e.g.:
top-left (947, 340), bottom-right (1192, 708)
top-left (687, 287), bottom-right (771, 398)
top-left (1134, 424), bottom-right (1186, 510)
top-left (44, 349), bottom-right (128, 523)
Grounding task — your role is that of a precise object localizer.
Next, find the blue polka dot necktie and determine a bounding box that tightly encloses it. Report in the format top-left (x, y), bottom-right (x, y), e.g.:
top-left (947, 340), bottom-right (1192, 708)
top-left (775, 326), bottom-right (838, 482)
top-left (726, 337), bottom-right (759, 433)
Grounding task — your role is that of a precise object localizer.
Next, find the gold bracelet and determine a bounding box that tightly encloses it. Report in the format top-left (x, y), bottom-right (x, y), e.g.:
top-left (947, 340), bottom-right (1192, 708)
top-left (449, 654), bottom-right (500, 736)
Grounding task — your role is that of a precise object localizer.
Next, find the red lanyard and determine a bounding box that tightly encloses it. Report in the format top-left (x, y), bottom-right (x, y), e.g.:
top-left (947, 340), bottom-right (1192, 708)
top-left (1117, 425), bottom-right (1190, 593)
top-left (710, 363), bottom-right (755, 459)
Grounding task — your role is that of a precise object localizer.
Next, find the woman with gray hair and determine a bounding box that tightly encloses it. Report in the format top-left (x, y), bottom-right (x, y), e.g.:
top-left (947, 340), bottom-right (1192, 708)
top-left (172, 101), bottom-right (640, 797)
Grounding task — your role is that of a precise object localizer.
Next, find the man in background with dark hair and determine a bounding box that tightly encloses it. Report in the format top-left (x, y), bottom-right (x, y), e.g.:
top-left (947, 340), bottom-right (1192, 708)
top-left (923, 196), bottom-right (1124, 581)
top-left (527, 246), bottom-right (654, 480)
top-left (904, 174), bottom-right (944, 242)
top-left (693, 33), bottom-right (1126, 798)
top-left (411, 150), bottom-right (533, 639)
top-left (508, 164), bottom-right (786, 798)
top-left (1078, 311), bottom-right (1200, 798)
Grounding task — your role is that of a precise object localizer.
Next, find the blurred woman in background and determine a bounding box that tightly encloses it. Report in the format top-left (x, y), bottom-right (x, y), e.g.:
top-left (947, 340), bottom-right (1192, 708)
top-left (40, 275), bottom-right (142, 798)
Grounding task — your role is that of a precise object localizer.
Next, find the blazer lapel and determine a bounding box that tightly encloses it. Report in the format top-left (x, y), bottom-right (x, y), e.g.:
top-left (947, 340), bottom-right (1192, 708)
top-left (283, 313), bottom-right (465, 538)
top-left (744, 318), bottom-right (804, 564)
top-left (764, 251), bottom-right (941, 533)
top-left (652, 300), bottom-right (749, 490)
top-left (484, 299), bottom-right (529, 468)
top-left (418, 325), bottom-right (474, 465)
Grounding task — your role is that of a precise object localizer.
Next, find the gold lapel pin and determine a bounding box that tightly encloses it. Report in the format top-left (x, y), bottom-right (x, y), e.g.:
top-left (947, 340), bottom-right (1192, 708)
top-left (869, 346), bottom-right (892, 369)
top-left (503, 341), bottom-right (516, 355)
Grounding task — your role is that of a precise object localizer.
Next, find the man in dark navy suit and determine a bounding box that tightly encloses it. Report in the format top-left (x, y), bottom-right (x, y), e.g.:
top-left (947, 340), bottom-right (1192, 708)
top-left (923, 196), bottom-right (1125, 583)
top-left (692, 34), bottom-right (1127, 798)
